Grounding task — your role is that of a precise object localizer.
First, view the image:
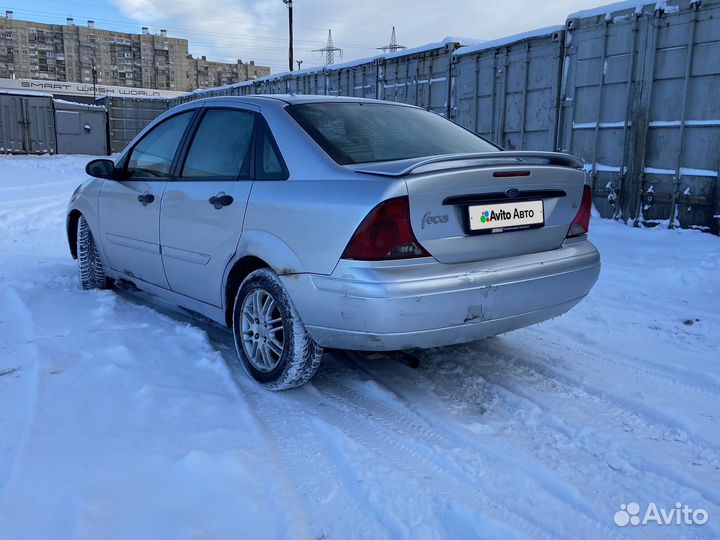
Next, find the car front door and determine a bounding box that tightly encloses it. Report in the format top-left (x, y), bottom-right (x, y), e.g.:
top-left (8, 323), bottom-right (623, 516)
top-left (159, 105), bottom-right (263, 307)
top-left (98, 110), bottom-right (195, 288)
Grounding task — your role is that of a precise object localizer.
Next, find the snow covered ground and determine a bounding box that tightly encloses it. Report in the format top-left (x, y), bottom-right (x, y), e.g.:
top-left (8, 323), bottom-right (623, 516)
top-left (0, 154), bottom-right (718, 539)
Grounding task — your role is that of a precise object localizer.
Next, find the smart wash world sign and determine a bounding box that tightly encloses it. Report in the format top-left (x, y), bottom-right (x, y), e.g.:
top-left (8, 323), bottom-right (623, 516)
top-left (0, 78), bottom-right (186, 99)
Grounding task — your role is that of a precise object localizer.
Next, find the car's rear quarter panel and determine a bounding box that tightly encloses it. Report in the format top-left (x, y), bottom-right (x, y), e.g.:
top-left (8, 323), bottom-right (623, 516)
top-left (243, 177), bottom-right (407, 275)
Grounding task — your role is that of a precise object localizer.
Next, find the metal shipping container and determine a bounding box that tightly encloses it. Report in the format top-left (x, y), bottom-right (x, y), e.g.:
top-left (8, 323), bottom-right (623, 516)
top-left (291, 70), bottom-right (329, 96)
top-left (98, 96), bottom-right (169, 153)
top-left (379, 40), bottom-right (458, 116)
top-left (0, 91), bottom-right (56, 154)
top-left (451, 27), bottom-right (565, 152)
top-left (331, 61), bottom-right (380, 99)
top-left (54, 100), bottom-right (108, 155)
top-left (560, 0), bottom-right (720, 231)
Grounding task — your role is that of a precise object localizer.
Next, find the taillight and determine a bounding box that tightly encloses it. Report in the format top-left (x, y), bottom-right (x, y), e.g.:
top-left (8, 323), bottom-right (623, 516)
top-left (567, 185), bottom-right (592, 238)
top-left (342, 197), bottom-right (430, 260)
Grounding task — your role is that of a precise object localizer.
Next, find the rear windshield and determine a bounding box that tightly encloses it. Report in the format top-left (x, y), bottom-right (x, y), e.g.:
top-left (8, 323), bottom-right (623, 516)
top-left (286, 102), bottom-right (498, 165)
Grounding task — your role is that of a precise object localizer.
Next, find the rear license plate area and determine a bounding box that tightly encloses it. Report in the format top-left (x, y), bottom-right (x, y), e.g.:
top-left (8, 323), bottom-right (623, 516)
top-left (467, 200), bottom-right (544, 234)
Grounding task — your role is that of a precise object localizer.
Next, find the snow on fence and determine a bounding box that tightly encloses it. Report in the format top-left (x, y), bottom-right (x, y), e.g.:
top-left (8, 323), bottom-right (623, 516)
top-left (101, 0), bottom-right (720, 233)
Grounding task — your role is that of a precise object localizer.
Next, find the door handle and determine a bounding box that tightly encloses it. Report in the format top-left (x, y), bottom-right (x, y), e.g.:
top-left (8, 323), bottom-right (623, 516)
top-left (137, 192), bottom-right (155, 206)
top-left (209, 193), bottom-right (234, 209)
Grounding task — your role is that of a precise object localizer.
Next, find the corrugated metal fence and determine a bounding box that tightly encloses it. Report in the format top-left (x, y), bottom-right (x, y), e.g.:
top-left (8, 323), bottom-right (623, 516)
top-left (103, 0), bottom-right (719, 232)
top-left (97, 96), bottom-right (169, 153)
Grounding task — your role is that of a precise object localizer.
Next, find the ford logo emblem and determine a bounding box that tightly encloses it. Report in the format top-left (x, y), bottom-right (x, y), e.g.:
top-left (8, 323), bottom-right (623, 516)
top-left (505, 187), bottom-right (520, 198)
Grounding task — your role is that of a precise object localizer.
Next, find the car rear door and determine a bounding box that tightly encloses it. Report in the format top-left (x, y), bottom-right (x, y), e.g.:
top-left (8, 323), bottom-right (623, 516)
top-left (98, 110), bottom-right (195, 288)
top-left (159, 104), bottom-right (271, 307)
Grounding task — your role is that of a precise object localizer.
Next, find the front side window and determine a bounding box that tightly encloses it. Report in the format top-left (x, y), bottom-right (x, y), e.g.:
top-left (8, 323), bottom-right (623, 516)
top-left (287, 102), bottom-right (498, 165)
top-left (126, 111), bottom-right (194, 177)
top-left (181, 109), bottom-right (256, 179)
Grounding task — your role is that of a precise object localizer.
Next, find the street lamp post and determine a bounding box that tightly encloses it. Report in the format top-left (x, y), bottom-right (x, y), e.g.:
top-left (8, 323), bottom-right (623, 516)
top-left (283, 0), bottom-right (294, 71)
top-left (91, 58), bottom-right (97, 99)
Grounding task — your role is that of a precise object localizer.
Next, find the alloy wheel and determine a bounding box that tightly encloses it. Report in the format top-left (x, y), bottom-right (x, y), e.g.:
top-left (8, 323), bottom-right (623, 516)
top-left (240, 289), bottom-right (285, 372)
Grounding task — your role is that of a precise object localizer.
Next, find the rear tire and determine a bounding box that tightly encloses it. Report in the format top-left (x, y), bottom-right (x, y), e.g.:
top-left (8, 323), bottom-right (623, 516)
top-left (77, 215), bottom-right (110, 290)
top-left (232, 268), bottom-right (323, 390)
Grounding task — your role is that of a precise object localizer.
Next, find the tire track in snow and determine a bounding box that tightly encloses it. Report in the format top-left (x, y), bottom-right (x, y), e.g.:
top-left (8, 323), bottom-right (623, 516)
top-left (470, 345), bottom-right (720, 510)
top-left (0, 193), bottom-right (68, 213)
top-left (303, 382), bottom-right (546, 538)
top-left (148, 305), bottom-right (417, 538)
top-left (0, 180), bottom-right (76, 194)
top-left (210, 338), bottom-right (540, 537)
top-left (110, 304), bottom-right (320, 539)
top-left (406, 340), bottom-right (720, 513)
top-left (0, 287), bottom-right (41, 509)
top-left (478, 338), bottom-right (720, 463)
top-left (209, 340), bottom-right (399, 539)
top-left (312, 358), bottom-right (616, 537)
top-left (526, 328), bottom-right (720, 401)
top-left (147, 296), bottom-right (703, 537)
top-left (0, 196), bottom-right (69, 238)
top-left (330, 353), bottom-right (619, 538)
top-left (341, 352), bottom-right (720, 539)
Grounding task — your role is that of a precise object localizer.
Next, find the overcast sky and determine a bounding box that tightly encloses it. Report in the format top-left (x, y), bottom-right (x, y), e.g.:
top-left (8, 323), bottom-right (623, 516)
top-left (8, 0), bottom-right (607, 72)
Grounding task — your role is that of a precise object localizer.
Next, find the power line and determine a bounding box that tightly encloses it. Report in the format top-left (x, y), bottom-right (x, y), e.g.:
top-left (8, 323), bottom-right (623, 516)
top-left (312, 30), bottom-right (342, 65)
top-left (3, 0), bottom-right (387, 34)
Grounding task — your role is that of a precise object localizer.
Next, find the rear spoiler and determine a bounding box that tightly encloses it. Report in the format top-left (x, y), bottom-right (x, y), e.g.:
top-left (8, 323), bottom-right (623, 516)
top-left (352, 151), bottom-right (585, 177)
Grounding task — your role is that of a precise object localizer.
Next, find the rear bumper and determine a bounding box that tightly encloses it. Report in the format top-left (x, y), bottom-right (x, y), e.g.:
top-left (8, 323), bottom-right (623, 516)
top-left (281, 239), bottom-right (600, 351)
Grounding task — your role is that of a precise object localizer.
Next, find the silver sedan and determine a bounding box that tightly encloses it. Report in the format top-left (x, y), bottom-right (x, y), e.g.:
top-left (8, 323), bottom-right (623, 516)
top-left (67, 95), bottom-right (600, 390)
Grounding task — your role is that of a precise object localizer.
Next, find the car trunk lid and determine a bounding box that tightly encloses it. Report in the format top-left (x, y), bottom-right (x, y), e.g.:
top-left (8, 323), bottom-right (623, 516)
top-left (350, 152), bottom-right (587, 264)
top-left (407, 167), bottom-right (585, 263)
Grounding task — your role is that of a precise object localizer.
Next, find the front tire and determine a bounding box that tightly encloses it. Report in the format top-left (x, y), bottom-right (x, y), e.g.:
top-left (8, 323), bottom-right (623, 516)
top-left (77, 215), bottom-right (110, 290)
top-left (232, 268), bottom-right (323, 390)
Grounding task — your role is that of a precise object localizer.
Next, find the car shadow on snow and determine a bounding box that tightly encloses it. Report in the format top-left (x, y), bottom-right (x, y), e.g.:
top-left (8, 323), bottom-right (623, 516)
top-left (113, 285), bottom-right (545, 419)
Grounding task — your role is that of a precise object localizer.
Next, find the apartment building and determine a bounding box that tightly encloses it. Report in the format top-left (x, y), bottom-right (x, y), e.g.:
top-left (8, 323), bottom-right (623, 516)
top-left (0, 11), bottom-right (270, 92)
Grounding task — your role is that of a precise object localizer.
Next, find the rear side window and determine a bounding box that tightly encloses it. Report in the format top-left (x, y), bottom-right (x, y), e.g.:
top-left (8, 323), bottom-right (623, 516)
top-left (287, 102), bottom-right (498, 165)
top-left (181, 109), bottom-right (256, 179)
top-left (255, 123), bottom-right (289, 180)
top-left (126, 111), bottom-right (194, 177)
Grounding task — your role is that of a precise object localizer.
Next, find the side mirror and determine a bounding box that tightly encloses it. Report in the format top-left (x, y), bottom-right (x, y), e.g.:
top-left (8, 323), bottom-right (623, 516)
top-left (86, 158), bottom-right (117, 179)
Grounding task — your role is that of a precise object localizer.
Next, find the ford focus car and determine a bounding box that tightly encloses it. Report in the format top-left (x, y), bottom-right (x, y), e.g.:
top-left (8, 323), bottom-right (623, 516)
top-left (67, 95), bottom-right (600, 390)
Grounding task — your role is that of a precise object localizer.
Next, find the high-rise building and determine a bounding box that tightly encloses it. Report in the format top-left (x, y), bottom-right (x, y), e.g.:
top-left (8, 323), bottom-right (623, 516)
top-left (0, 12), bottom-right (270, 92)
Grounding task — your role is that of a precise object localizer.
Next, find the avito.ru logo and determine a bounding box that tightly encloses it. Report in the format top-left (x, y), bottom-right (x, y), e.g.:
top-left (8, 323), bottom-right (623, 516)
top-left (614, 502), bottom-right (709, 527)
top-left (480, 207), bottom-right (536, 224)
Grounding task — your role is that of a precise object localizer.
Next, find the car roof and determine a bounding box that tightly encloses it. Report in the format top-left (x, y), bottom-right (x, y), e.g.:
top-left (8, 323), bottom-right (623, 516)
top-left (194, 94), bottom-right (416, 108)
